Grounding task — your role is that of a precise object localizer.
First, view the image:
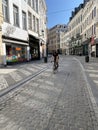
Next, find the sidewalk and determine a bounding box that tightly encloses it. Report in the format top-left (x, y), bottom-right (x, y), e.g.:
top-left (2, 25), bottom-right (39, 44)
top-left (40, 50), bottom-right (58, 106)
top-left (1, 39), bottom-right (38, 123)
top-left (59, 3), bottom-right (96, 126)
top-left (0, 58), bottom-right (45, 74)
top-left (74, 55), bottom-right (98, 111)
top-left (75, 55), bottom-right (98, 64)
top-left (0, 67), bottom-right (17, 74)
top-left (0, 59), bottom-right (48, 93)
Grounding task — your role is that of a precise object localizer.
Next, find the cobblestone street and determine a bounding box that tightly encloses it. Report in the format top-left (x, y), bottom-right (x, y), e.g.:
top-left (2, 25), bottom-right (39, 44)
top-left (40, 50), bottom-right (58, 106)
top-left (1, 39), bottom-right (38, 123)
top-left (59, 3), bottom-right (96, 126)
top-left (0, 57), bottom-right (98, 130)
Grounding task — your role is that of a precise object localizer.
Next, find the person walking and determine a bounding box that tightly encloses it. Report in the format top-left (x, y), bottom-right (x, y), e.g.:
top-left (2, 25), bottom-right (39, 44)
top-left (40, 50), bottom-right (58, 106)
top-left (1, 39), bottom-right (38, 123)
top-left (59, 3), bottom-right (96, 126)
top-left (52, 51), bottom-right (59, 70)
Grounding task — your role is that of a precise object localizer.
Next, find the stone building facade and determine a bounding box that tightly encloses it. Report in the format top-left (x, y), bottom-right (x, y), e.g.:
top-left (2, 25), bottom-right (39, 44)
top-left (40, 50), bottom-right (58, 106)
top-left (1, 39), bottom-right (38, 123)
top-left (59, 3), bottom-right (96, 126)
top-left (1, 0), bottom-right (47, 66)
top-left (68, 0), bottom-right (98, 57)
top-left (48, 24), bottom-right (67, 54)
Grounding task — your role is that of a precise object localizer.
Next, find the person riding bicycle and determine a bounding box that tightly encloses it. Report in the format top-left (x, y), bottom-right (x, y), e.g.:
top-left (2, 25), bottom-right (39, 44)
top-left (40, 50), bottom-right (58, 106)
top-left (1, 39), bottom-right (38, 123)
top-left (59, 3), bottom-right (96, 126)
top-left (52, 51), bottom-right (59, 70)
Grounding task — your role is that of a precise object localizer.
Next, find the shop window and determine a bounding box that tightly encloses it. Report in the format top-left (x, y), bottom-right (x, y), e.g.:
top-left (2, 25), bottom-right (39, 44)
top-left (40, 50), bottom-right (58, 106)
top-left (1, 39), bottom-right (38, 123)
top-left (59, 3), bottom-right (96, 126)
top-left (13, 4), bottom-right (19, 27)
top-left (12, 47), bottom-right (16, 55)
top-left (22, 11), bottom-right (27, 30)
top-left (6, 45), bottom-right (12, 55)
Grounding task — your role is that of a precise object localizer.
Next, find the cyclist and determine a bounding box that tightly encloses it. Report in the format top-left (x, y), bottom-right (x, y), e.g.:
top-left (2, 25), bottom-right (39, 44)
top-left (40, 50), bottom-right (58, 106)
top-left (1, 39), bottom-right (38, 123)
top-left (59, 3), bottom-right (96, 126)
top-left (52, 51), bottom-right (59, 70)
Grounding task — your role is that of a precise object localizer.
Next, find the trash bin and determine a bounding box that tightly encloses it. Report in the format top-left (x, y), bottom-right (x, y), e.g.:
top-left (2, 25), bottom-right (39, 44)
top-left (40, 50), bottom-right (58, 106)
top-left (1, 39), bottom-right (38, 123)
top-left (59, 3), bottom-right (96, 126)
top-left (44, 57), bottom-right (47, 63)
top-left (85, 55), bottom-right (89, 62)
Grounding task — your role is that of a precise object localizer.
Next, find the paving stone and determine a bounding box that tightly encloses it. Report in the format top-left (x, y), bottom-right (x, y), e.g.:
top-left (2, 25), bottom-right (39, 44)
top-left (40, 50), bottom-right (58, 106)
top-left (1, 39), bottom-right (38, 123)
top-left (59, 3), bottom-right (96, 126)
top-left (0, 56), bottom-right (98, 130)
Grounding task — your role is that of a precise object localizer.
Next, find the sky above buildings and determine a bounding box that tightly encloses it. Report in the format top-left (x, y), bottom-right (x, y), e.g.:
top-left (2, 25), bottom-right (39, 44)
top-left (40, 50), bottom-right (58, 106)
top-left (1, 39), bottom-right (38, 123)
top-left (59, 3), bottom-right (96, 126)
top-left (46, 0), bottom-right (84, 29)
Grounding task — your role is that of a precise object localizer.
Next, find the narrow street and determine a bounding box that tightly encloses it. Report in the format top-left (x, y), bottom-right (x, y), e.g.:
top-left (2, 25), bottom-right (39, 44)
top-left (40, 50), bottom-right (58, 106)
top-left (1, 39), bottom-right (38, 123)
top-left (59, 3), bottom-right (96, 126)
top-left (0, 56), bottom-right (98, 130)
top-left (1, 0), bottom-right (98, 129)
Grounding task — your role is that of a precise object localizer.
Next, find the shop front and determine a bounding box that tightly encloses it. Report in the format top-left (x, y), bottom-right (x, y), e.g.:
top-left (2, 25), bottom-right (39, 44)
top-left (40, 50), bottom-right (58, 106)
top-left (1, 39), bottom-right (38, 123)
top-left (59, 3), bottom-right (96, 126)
top-left (29, 35), bottom-right (40, 60)
top-left (95, 38), bottom-right (98, 57)
top-left (6, 44), bottom-right (27, 64)
top-left (2, 36), bottom-right (29, 65)
top-left (82, 38), bottom-right (91, 56)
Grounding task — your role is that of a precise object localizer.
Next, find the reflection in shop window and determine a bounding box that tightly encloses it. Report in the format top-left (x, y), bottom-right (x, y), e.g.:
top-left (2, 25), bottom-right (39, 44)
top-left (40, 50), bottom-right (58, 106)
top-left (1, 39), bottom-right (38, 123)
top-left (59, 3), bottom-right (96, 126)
top-left (12, 47), bottom-right (16, 55)
top-left (6, 45), bottom-right (27, 63)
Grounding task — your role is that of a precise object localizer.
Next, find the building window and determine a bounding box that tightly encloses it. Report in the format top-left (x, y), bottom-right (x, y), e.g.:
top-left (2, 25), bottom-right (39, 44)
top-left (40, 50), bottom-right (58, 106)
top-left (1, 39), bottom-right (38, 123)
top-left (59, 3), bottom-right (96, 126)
top-left (28, 0), bottom-right (31, 6)
top-left (81, 15), bottom-right (82, 22)
top-left (92, 25), bottom-right (93, 35)
top-left (13, 5), bottom-right (19, 27)
top-left (22, 11), bottom-right (27, 30)
top-left (28, 12), bottom-right (32, 30)
top-left (2, 0), bottom-right (9, 22)
top-left (94, 24), bottom-right (96, 35)
top-left (94, 7), bottom-right (96, 17)
top-left (32, 0), bottom-right (35, 10)
top-left (36, 18), bottom-right (39, 33)
top-left (35, 0), bottom-right (38, 13)
top-left (33, 15), bottom-right (35, 31)
top-left (92, 10), bottom-right (94, 19)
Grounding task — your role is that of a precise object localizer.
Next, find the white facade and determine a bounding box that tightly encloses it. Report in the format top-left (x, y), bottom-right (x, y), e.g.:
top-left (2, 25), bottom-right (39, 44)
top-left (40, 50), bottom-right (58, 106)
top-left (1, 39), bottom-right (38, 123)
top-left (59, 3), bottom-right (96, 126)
top-left (60, 31), bottom-right (70, 55)
top-left (82, 0), bottom-right (98, 56)
top-left (68, 8), bottom-right (83, 41)
top-left (68, 0), bottom-right (98, 56)
top-left (1, 0), bottom-right (47, 65)
top-left (39, 0), bottom-right (47, 57)
top-left (2, 0), bottom-right (28, 40)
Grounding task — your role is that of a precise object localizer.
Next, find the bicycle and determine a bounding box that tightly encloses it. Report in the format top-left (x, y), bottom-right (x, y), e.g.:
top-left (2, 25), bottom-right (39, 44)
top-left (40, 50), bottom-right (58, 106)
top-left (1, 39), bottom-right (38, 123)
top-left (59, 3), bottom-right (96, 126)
top-left (53, 61), bottom-right (58, 73)
top-left (50, 54), bottom-right (59, 74)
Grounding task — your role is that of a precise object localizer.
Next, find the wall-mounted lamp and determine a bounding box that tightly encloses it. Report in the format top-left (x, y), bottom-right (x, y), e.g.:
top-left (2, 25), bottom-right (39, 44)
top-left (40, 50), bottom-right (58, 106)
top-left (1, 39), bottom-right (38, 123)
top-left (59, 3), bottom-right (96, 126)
top-left (39, 30), bottom-right (44, 37)
top-left (84, 33), bottom-right (88, 39)
top-left (41, 30), bottom-right (44, 33)
top-left (40, 42), bottom-right (44, 46)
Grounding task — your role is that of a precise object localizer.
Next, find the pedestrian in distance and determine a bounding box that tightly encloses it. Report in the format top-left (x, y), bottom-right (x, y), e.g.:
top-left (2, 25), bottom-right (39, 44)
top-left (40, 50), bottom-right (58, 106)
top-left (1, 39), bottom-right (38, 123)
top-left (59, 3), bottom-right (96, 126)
top-left (51, 51), bottom-right (59, 73)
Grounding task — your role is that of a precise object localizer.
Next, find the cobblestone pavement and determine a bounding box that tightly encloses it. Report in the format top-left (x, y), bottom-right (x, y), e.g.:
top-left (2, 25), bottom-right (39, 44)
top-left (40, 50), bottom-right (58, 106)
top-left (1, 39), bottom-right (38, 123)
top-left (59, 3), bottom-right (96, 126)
top-left (0, 57), bottom-right (98, 130)
top-left (74, 56), bottom-right (98, 107)
top-left (0, 60), bottom-right (47, 92)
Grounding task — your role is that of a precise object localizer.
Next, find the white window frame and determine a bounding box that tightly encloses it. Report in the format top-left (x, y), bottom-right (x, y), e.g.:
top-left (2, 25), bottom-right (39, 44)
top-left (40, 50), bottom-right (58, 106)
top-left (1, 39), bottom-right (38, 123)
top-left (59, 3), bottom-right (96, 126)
top-left (2, 0), bottom-right (9, 22)
top-left (22, 11), bottom-right (27, 30)
top-left (13, 5), bottom-right (19, 27)
top-left (28, 12), bottom-right (32, 30)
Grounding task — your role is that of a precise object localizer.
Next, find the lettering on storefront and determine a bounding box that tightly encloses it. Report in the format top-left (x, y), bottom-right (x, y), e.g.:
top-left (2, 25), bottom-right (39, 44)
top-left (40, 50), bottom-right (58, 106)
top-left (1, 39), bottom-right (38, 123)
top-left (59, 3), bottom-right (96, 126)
top-left (16, 47), bottom-right (21, 51)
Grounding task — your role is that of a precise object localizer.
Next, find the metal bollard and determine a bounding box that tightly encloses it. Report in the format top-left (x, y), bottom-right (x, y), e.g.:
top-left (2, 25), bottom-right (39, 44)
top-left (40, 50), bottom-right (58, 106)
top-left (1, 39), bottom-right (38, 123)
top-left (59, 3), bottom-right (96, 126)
top-left (85, 55), bottom-right (89, 62)
top-left (44, 57), bottom-right (47, 63)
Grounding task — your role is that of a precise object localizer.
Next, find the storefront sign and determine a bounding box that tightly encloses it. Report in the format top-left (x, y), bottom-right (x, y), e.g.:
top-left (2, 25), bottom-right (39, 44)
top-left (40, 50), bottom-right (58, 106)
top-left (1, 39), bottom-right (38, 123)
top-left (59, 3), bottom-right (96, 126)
top-left (16, 47), bottom-right (21, 51)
